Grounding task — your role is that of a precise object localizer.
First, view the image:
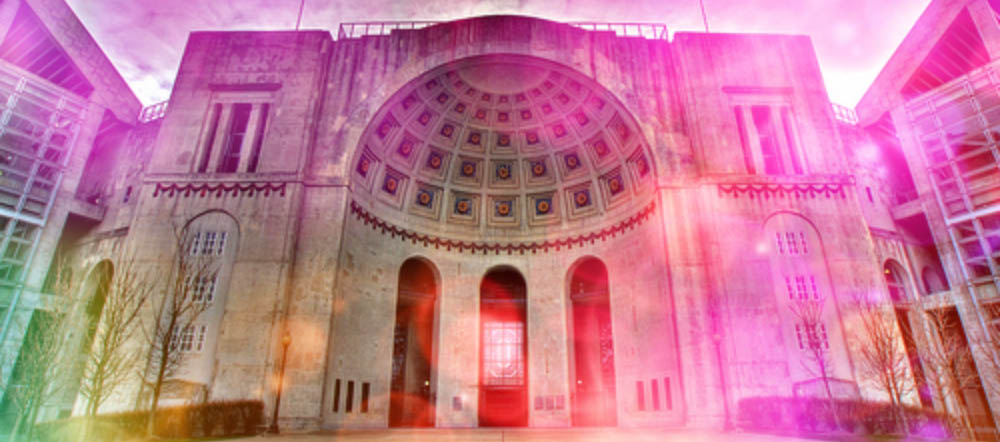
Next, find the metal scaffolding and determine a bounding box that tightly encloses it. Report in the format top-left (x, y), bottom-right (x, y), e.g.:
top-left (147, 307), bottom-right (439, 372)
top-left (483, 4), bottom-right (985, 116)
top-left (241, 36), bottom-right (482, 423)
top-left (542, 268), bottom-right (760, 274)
top-left (906, 59), bottom-right (1000, 338)
top-left (0, 59), bottom-right (86, 354)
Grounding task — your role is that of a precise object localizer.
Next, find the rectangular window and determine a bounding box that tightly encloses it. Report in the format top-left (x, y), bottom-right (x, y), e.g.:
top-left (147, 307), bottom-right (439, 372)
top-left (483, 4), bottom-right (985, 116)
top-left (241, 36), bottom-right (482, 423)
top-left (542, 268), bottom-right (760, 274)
top-left (188, 275), bottom-right (217, 303)
top-left (201, 232), bottom-right (217, 256)
top-left (361, 382), bottom-right (370, 413)
top-left (332, 379), bottom-right (341, 412)
top-left (482, 322), bottom-right (524, 386)
top-left (189, 232), bottom-right (201, 256)
top-left (216, 231), bottom-right (227, 256)
top-left (198, 104), bottom-right (222, 173)
top-left (775, 232), bottom-right (784, 254)
top-left (795, 276), bottom-right (808, 300)
top-left (345, 381), bottom-right (355, 413)
top-left (781, 108), bottom-right (803, 174)
top-left (636, 380), bottom-right (645, 411)
top-left (800, 232), bottom-right (808, 254)
top-left (796, 323), bottom-right (829, 350)
top-left (786, 232), bottom-right (799, 254)
top-left (752, 106), bottom-right (783, 174)
top-left (734, 106), bottom-right (755, 174)
top-left (663, 377), bottom-right (672, 410)
top-left (197, 326), bottom-right (206, 351)
top-left (180, 325), bottom-right (194, 352)
top-left (247, 103), bottom-right (270, 173)
top-left (651, 378), bottom-right (660, 411)
top-left (218, 103), bottom-right (252, 173)
top-left (171, 324), bottom-right (206, 353)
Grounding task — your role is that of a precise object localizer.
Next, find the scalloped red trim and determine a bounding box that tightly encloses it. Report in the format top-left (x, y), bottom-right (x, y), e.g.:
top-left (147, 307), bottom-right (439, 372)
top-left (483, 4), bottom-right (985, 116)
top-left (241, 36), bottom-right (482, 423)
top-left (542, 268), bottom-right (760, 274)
top-left (717, 183), bottom-right (847, 200)
top-left (350, 200), bottom-right (657, 255)
top-left (152, 182), bottom-right (287, 198)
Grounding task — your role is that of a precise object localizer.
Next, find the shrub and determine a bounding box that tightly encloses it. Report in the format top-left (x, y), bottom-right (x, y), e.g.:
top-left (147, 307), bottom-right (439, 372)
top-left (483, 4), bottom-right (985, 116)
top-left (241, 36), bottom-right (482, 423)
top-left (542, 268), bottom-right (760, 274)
top-left (33, 399), bottom-right (264, 442)
top-left (736, 396), bottom-right (951, 438)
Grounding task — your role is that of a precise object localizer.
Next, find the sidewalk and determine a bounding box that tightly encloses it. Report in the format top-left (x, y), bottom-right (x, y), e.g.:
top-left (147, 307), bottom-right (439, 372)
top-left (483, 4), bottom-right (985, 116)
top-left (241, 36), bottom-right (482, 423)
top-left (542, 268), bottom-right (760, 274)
top-left (227, 428), bottom-right (837, 442)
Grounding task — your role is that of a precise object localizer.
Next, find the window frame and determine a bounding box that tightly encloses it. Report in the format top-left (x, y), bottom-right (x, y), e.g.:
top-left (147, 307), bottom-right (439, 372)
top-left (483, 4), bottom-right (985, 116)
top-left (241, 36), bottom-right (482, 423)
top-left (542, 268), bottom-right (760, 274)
top-left (193, 91), bottom-right (275, 174)
top-left (729, 91), bottom-right (806, 176)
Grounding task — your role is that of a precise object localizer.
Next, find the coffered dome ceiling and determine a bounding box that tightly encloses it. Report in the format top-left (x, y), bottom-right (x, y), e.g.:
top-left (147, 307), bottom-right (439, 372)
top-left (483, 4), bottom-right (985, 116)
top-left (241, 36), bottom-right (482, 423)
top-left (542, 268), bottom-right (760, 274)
top-left (350, 55), bottom-right (656, 240)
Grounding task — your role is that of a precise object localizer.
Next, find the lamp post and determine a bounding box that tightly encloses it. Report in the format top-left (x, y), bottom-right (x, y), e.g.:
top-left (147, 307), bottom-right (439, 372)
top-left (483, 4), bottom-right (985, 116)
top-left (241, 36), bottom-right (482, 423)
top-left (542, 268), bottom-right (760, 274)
top-left (269, 333), bottom-right (292, 434)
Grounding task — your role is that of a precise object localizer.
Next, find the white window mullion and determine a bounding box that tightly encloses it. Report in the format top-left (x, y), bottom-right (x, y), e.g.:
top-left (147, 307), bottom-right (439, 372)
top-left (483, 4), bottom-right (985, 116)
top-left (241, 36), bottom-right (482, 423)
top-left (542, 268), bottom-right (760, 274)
top-left (237, 104), bottom-right (263, 173)
top-left (207, 105), bottom-right (234, 172)
top-left (739, 105), bottom-right (765, 174)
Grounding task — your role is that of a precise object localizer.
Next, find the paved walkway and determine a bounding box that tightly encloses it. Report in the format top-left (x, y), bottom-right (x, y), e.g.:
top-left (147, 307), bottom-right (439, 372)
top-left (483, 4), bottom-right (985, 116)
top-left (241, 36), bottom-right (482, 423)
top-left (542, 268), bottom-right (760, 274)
top-left (229, 429), bottom-right (834, 442)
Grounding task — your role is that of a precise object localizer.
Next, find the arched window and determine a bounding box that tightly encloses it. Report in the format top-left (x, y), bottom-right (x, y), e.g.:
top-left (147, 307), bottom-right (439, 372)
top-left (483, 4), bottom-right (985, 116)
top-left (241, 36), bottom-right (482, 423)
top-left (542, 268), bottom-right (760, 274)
top-left (883, 261), bottom-right (909, 303)
top-left (921, 265), bottom-right (947, 294)
top-left (763, 213), bottom-right (841, 387)
top-left (172, 212), bottom-right (239, 389)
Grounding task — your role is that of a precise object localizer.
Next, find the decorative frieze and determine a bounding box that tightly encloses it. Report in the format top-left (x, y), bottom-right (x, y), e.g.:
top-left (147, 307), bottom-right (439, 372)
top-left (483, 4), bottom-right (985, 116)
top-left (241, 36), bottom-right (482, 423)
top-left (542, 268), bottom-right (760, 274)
top-left (151, 182), bottom-right (287, 198)
top-left (350, 199), bottom-right (657, 255)
top-left (717, 183), bottom-right (847, 200)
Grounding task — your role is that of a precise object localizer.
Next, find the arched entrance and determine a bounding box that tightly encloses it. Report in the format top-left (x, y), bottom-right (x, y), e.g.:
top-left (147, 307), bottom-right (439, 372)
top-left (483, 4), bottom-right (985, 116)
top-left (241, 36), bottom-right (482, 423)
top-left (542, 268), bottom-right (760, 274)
top-left (479, 266), bottom-right (527, 427)
top-left (883, 260), bottom-right (933, 408)
top-left (568, 257), bottom-right (617, 426)
top-left (389, 258), bottom-right (438, 427)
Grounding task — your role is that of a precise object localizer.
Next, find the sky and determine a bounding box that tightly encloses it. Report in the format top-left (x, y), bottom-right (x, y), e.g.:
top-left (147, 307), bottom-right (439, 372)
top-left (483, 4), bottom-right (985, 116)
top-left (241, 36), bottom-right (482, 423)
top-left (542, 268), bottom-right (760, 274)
top-left (65, 0), bottom-right (932, 108)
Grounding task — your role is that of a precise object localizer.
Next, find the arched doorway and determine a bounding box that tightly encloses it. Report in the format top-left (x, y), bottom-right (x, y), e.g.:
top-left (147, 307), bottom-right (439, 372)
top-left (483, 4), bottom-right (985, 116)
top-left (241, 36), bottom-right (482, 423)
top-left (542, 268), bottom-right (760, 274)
top-left (884, 262), bottom-right (908, 303)
top-left (66, 260), bottom-right (112, 414)
top-left (389, 258), bottom-right (438, 427)
top-left (568, 257), bottom-right (617, 426)
top-left (479, 266), bottom-right (527, 427)
top-left (883, 260), bottom-right (933, 408)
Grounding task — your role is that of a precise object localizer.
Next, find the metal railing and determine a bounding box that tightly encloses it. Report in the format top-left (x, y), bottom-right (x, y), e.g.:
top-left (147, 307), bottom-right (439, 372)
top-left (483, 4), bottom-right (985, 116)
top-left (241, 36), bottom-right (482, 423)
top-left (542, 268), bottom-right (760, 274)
top-left (831, 103), bottom-right (858, 125)
top-left (139, 100), bottom-right (168, 123)
top-left (337, 20), bottom-right (668, 40)
top-left (568, 22), bottom-right (667, 39)
top-left (338, 21), bottom-right (441, 39)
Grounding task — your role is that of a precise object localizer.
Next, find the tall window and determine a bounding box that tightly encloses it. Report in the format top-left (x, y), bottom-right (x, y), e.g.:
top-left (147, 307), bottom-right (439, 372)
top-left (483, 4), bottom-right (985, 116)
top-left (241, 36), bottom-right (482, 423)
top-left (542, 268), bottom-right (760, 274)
top-left (218, 103), bottom-right (252, 173)
top-left (170, 324), bottom-right (207, 353)
top-left (752, 106), bottom-right (784, 174)
top-left (196, 98), bottom-right (272, 174)
top-left (733, 103), bottom-right (804, 175)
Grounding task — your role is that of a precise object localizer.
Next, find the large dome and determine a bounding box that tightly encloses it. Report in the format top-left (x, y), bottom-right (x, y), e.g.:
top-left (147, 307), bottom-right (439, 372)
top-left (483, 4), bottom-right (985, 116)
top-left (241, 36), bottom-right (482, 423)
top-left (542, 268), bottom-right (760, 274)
top-left (350, 55), bottom-right (656, 241)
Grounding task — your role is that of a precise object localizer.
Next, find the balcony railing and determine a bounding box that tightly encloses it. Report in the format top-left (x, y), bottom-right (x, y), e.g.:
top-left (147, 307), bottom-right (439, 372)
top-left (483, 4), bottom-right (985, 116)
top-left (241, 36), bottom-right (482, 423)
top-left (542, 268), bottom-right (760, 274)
top-left (831, 103), bottom-right (858, 125)
top-left (139, 101), bottom-right (168, 123)
top-left (337, 20), bottom-right (668, 40)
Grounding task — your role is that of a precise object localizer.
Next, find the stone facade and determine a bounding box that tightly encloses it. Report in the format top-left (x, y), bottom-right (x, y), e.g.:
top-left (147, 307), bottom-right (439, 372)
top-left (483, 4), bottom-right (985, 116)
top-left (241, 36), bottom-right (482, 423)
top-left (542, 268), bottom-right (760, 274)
top-left (46, 16), bottom-right (900, 431)
top-left (0, 3), bottom-right (940, 434)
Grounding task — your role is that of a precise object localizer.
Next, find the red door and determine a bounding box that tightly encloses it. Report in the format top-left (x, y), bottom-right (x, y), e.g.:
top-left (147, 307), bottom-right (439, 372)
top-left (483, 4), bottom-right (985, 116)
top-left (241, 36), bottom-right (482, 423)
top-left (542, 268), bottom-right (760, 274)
top-left (480, 268), bottom-right (528, 427)
top-left (571, 298), bottom-right (617, 426)
top-left (569, 258), bottom-right (616, 427)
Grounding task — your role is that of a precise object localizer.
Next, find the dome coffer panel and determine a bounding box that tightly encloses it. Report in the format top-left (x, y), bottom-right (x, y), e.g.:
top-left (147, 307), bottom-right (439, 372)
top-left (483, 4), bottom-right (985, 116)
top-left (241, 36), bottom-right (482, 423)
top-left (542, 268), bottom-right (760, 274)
top-left (350, 55), bottom-right (657, 239)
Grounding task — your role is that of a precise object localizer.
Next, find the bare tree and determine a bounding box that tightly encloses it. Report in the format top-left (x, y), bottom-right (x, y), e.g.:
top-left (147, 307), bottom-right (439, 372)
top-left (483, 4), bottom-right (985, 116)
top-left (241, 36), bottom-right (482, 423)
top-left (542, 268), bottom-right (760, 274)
top-left (789, 297), bottom-right (839, 426)
top-left (973, 302), bottom-right (1000, 399)
top-left (922, 308), bottom-right (980, 438)
top-left (137, 227), bottom-right (214, 435)
top-left (77, 253), bottom-right (155, 418)
top-left (790, 299), bottom-right (835, 397)
top-left (851, 293), bottom-right (913, 432)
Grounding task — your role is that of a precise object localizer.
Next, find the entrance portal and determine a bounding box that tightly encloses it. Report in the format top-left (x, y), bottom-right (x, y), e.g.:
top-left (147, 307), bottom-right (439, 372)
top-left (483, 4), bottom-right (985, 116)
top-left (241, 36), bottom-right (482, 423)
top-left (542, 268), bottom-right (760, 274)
top-left (569, 258), bottom-right (617, 426)
top-left (389, 258), bottom-right (437, 427)
top-left (479, 267), bottom-right (528, 427)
